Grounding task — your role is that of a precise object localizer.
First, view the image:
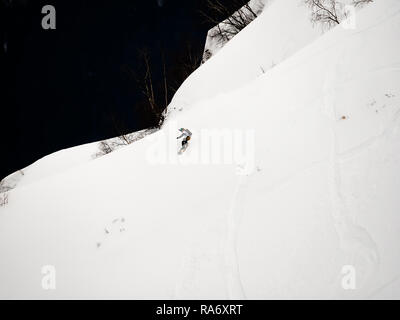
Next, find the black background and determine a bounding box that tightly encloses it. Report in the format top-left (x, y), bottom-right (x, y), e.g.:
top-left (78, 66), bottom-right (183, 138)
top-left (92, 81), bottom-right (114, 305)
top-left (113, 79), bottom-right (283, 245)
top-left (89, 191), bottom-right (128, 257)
top-left (0, 0), bottom-right (246, 180)
top-left (0, 300), bottom-right (391, 318)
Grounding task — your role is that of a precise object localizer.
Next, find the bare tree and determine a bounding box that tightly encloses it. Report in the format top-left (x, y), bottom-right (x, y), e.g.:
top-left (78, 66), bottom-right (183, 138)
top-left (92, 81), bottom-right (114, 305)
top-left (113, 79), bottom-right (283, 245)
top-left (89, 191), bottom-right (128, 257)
top-left (116, 42), bottom-right (202, 138)
top-left (201, 0), bottom-right (263, 44)
top-left (0, 192), bottom-right (8, 207)
top-left (110, 113), bottom-right (134, 146)
top-left (182, 42), bottom-right (203, 75)
top-left (167, 41), bottom-right (203, 97)
top-left (137, 49), bottom-right (157, 116)
top-left (304, 0), bottom-right (341, 28)
top-left (352, 0), bottom-right (373, 8)
top-left (202, 49), bottom-right (212, 64)
top-left (134, 48), bottom-right (166, 128)
top-left (93, 128), bottom-right (158, 158)
top-left (305, 0), bottom-right (373, 29)
top-left (162, 52), bottom-right (168, 110)
top-left (96, 141), bottom-right (113, 156)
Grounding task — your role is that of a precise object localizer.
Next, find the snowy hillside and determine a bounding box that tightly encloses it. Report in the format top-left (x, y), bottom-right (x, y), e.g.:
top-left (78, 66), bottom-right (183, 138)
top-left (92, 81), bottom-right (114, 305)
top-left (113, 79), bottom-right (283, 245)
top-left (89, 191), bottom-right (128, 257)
top-left (202, 0), bottom-right (269, 60)
top-left (1, 0), bottom-right (400, 299)
top-left (169, 0), bottom-right (321, 113)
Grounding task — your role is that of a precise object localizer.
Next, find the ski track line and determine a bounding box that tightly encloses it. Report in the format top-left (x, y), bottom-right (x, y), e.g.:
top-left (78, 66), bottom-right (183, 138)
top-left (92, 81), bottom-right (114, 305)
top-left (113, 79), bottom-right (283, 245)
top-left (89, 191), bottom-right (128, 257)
top-left (224, 174), bottom-right (247, 300)
top-left (325, 46), bottom-right (380, 297)
top-left (367, 273), bottom-right (400, 299)
top-left (256, 158), bottom-right (329, 196)
top-left (264, 5), bottom-right (400, 96)
top-left (338, 108), bottom-right (400, 163)
top-left (173, 245), bottom-right (201, 299)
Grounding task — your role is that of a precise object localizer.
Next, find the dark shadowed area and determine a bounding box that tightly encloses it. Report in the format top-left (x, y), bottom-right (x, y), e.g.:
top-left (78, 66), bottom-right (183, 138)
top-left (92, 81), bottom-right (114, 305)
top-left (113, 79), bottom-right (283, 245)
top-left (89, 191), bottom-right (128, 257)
top-left (0, 0), bottom-right (248, 179)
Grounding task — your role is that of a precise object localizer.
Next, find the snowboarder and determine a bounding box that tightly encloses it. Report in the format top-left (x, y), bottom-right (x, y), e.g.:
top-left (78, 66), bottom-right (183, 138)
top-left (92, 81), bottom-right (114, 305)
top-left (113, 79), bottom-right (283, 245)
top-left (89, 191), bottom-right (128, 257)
top-left (177, 128), bottom-right (192, 154)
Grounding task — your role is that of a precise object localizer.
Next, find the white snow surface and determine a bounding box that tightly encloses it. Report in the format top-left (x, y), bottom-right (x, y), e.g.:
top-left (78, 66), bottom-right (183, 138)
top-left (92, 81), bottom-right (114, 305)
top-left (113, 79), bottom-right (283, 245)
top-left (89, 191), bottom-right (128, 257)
top-left (1, 0), bottom-right (400, 299)
top-left (1, 142), bottom-right (98, 192)
top-left (202, 0), bottom-right (270, 59)
top-left (170, 0), bottom-right (321, 114)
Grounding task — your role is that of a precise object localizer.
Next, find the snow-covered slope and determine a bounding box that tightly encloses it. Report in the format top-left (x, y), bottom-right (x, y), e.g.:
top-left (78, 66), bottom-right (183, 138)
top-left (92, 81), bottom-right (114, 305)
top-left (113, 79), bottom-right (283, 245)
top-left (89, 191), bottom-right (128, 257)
top-left (169, 0), bottom-right (321, 113)
top-left (1, 0), bottom-right (400, 299)
top-left (1, 142), bottom-right (98, 192)
top-left (202, 0), bottom-right (269, 60)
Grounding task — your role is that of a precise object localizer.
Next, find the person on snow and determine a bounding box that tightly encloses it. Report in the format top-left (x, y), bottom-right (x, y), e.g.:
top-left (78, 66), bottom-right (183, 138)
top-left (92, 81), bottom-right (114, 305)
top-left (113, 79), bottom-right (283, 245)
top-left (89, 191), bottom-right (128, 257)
top-left (177, 128), bottom-right (192, 154)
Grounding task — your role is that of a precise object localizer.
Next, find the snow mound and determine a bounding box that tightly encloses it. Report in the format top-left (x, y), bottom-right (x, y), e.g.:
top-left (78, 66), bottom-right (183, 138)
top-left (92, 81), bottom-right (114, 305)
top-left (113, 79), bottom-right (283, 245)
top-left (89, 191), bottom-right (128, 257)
top-left (1, 142), bottom-right (98, 191)
top-left (202, 0), bottom-right (270, 60)
top-left (169, 0), bottom-right (321, 114)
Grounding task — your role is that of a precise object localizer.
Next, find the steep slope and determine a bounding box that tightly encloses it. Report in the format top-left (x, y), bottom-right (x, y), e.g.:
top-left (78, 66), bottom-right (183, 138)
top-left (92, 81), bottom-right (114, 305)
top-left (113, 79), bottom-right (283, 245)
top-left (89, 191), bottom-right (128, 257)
top-left (1, 0), bottom-right (400, 299)
top-left (1, 142), bottom-right (98, 192)
top-left (202, 0), bottom-right (269, 60)
top-left (0, 129), bottom-right (154, 191)
top-left (169, 0), bottom-right (321, 113)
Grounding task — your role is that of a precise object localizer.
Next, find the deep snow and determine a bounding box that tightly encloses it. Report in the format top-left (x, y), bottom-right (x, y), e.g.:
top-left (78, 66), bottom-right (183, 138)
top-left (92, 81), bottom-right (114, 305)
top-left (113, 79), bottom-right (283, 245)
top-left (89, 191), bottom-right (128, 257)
top-left (1, 0), bottom-right (400, 299)
top-left (202, 0), bottom-right (269, 60)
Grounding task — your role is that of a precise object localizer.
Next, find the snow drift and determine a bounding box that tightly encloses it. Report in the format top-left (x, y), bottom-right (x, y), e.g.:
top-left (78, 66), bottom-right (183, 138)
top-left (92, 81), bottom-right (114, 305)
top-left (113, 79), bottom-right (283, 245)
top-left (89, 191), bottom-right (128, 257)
top-left (202, 0), bottom-right (269, 60)
top-left (169, 0), bottom-right (321, 114)
top-left (1, 0), bottom-right (400, 299)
